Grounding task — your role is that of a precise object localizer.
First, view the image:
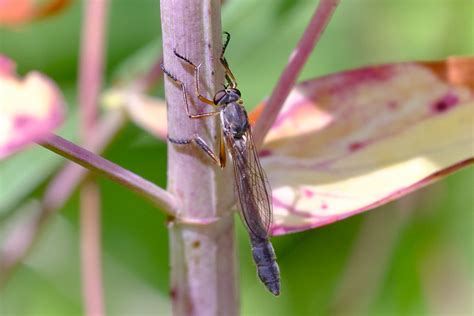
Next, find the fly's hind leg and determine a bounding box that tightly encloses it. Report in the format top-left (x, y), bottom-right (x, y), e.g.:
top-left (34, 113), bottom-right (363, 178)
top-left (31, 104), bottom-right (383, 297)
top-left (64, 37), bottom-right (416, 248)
top-left (163, 54), bottom-right (227, 168)
top-left (168, 134), bottom-right (226, 168)
top-left (172, 50), bottom-right (215, 106)
top-left (161, 64), bottom-right (220, 118)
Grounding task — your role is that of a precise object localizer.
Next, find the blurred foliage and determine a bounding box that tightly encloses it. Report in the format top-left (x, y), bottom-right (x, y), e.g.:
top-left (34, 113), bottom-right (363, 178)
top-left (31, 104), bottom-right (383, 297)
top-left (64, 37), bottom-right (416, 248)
top-left (0, 0), bottom-right (473, 315)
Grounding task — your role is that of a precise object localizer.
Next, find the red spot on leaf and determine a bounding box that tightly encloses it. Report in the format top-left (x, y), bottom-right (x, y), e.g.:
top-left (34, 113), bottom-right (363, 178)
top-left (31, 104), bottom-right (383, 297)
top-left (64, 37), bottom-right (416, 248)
top-left (432, 93), bottom-right (459, 113)
top-left (348, 141), bottom-right (366, 152)
top-left (259, 149), bottom-right (272, 158)
top-left (303, 189), bottom-right (314, 198)
top-left (323, 67), bottom-right (394, 96)
top-left (387, 101), bottom-right (398, 110)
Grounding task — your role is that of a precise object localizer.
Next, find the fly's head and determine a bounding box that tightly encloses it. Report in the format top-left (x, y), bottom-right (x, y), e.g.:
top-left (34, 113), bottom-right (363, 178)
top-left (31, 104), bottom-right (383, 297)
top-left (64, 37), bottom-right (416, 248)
top-left (214, 88), bottom-right (242, 105)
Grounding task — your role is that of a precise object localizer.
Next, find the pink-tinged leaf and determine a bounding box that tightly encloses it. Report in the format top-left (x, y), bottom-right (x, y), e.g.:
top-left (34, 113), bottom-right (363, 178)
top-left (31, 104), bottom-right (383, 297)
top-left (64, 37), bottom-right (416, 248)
top-left (102, 88), bottom-right (167, 140)
top-left (0, 55), bottom-right (65, 159)
top-left (249, 57), bottom-right (474, 235)
top-left (0, 0), bottom-right (71, 26)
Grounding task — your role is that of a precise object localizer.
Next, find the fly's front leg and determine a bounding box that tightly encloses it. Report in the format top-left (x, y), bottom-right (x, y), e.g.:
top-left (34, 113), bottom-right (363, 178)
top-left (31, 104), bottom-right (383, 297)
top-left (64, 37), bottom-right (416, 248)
top-left (161, 64), bottom-right (219, 118)
top-left (168, 134), bottom-right (225, 168)
top-left (220, 32), bottom-right (237, 88)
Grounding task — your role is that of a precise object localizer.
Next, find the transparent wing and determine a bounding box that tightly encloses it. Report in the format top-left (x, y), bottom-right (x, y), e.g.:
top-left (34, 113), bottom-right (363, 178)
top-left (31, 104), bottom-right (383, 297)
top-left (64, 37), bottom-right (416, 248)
top-left (226, 128), bottom-right (273, 240)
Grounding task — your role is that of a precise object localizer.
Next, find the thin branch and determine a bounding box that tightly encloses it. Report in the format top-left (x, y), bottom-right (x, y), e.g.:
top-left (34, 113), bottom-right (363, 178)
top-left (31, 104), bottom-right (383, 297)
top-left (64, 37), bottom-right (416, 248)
top-left (135, 56), bottom-right (164, 92)
top-left (38, 133), bottom-right (177, 215)
top-left (253, 0), bottom-right (341, 147)
top-left (79, 0), bottom-right (107, 138)
top-left (42, 112), bottom-right (126, 212)
top-left (0, 52), bottom-right (168, 289)
top-left (80, 181), bottom-right (103, 316)
top-left (78, 0), bottom-right (108, 314)
top-left (0, 111), bottom-right (126, 289)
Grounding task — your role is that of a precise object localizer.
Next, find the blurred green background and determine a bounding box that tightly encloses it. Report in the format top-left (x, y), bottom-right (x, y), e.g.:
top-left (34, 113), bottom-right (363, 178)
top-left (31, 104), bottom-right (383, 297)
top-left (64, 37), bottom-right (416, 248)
top-left (1, 0), bottom-right (473, 315)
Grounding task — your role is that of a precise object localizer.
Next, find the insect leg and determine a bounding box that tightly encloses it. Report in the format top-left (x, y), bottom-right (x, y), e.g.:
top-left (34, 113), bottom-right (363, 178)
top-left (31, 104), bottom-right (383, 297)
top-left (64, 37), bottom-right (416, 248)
top-left (161, 64), bottom-right (220, 119)
top-left (220, 32), bottom-right (237, 88)
top-left (173, 50), bottom-right (215, 106)
top-left (219, 129), bottom-right (227, 168)
top-left (168, 134), bottom-right (225, 168)
top-left (221, 31), bottom-right (231, 58)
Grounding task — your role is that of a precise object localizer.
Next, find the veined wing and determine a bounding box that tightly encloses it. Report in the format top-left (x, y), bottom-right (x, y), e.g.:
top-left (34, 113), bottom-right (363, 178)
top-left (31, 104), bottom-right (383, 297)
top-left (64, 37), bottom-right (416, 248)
top-left (225, 128), bottom-right (273, 240)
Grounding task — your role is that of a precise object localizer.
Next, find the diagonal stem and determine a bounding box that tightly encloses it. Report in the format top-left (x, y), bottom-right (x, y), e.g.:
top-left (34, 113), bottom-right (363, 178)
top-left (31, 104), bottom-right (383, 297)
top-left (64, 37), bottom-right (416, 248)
top-left (253, 0), bottom-right (341, 147)
top-left (135, 56), bottom-right (164, 92)
top-left (38, 133), bottom-right (177, 215)
top-left (0, 53), bottom-right (168, 292)
top-left (0, 111), bottom-right (127, 289)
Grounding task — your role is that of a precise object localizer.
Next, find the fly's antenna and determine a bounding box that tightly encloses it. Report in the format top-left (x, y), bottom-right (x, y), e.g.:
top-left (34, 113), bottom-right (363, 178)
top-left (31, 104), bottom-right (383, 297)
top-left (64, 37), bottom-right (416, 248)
top-left (220, 32), bottom-right (237, 88)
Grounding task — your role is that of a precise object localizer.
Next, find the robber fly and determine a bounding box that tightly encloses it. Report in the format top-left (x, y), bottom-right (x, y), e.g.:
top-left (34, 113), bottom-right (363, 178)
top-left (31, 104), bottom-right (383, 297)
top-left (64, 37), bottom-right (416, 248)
top-left (161, 32), bottom-right (280, 295)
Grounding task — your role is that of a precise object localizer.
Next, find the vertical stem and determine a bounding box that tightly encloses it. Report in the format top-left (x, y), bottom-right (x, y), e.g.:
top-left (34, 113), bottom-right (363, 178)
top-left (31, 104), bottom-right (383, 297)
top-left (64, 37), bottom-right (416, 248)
top-left (78, 0), bottom-right (108, 315)
top-left (79, 0), bottom-right (108, 136)
top-left (160, 1), bottom-right (237, 315)
top-left (80, 182), bottom-right (104, 315)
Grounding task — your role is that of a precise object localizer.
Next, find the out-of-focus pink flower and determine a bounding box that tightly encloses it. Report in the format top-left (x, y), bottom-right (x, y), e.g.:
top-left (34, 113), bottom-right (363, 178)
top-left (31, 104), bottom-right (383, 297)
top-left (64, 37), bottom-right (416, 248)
top-left (0, 0), bottom-right (71, 27)
top-left (0, 55), bottom-right (65, 159)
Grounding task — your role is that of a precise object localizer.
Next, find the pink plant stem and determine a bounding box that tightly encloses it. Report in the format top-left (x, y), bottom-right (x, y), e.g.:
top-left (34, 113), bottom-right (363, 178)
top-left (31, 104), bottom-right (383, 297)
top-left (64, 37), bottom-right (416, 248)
top-left (79, 0), bottom-right (107, 137)
top-left (0, 111), bottom-right (127, 289)
top-left (80, 181), bottom-right (103, 316)
top-left (1, 29), bottom-right (165, 294)
top-left (161, 0), bottom-right (238, 315)
top-left (78, 0), bottom-right (108, 315)
top-left (135, 56), bottom-right (164, 91)
top-left (38, 133), bottom-right (177, 213)
top-left (253, 0), bottom-right (341, 147)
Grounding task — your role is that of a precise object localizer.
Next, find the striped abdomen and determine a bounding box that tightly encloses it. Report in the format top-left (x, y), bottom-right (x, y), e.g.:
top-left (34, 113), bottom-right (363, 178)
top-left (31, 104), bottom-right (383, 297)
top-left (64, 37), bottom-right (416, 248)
top-left (251, 237), bottom-right (280, 295)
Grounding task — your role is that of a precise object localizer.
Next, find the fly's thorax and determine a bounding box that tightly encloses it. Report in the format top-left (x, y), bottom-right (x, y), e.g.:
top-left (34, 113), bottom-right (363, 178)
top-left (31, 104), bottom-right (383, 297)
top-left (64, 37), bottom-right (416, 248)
top-left (220, 101), bottom-right (249, 138)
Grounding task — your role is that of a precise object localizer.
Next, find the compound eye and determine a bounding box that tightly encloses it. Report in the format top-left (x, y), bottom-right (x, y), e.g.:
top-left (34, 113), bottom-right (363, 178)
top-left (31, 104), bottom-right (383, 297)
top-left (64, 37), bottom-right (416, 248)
top-left (213, 90), bottom-right (226, 104)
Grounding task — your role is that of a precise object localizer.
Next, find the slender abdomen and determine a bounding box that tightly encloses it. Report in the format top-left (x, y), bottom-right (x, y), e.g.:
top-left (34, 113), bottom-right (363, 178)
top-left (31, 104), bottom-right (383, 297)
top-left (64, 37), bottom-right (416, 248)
top-left (251, 237), bottom-right (280, 295)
